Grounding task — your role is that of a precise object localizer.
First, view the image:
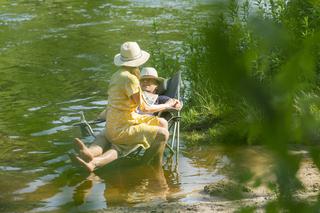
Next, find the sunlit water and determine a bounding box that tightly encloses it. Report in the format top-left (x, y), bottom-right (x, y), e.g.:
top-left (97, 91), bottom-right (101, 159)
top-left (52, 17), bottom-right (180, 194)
top-left (0, 0), bottom-right (227, 212)
top-left (8, 143), bottom-right (228, 212)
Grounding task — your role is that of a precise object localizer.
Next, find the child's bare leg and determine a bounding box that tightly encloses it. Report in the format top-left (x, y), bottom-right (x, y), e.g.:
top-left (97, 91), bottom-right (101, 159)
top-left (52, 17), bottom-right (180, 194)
top-left (74, 138), bottom-right (94, 162)
top-left (87, 144), bottom-right (103, 157)
top-left (87, 129), bottom-right (109, 157)
top-left (74, 129), bottom-right (109, 162)
top-left (73, 155), bottom-right (95, 173)
top-left (158, 118), bottom-right (168, 129)
top-left (92, 149), bottom-right (118, 167)
top-left (73, 149), bottom-right (118, 173)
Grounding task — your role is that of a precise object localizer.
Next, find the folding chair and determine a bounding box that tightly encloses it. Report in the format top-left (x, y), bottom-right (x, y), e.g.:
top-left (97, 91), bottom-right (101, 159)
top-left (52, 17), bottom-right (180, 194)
top-left (73, 71), bottom-right (182, 161)
top-left (158, 71), bottom-right (182, 159)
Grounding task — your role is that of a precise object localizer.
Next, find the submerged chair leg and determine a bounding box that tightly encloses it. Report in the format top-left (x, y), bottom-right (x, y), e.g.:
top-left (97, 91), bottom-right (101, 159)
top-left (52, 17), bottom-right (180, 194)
top-left (165, 114), bottom-right (181, 166)
top-left (174, 124), bottom-right (179, 174)
top-left (176, 120), bottom-right (180, 159)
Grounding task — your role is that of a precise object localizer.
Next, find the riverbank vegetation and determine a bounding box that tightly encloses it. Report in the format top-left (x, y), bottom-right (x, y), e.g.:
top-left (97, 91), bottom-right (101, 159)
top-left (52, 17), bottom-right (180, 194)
top-left (177, 0), bottom-right (320, 211)
top-left (183, 0), bottom-right (320, 145)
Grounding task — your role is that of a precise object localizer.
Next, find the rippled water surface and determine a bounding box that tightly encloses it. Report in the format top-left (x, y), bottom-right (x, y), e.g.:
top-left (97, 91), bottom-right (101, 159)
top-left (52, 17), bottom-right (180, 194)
top-left (0, 0), bottom-right (220, 212)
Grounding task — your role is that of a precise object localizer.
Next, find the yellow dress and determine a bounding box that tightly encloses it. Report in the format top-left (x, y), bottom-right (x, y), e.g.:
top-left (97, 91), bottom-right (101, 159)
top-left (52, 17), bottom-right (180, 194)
top-left (105, 68), bottom-right (160, 157)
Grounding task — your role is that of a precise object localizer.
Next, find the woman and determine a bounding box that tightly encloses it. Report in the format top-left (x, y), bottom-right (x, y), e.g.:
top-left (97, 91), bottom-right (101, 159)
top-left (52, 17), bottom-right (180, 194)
top-left (73, 42), bottom-right (177, 172)
top-left (97, 67), bottom-right (181, 117)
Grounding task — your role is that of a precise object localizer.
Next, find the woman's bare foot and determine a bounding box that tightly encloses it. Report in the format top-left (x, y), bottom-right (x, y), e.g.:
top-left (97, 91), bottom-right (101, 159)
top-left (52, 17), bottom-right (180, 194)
top-left (73, 155), bottom-right (95, 173)
top-left (74, 138), bottom-right (94, 162)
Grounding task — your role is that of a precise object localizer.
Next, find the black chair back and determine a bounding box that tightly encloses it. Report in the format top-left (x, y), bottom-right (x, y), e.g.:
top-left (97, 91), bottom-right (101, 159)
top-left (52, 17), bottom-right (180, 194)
top-left (162, 71), bottom-right (181, 99)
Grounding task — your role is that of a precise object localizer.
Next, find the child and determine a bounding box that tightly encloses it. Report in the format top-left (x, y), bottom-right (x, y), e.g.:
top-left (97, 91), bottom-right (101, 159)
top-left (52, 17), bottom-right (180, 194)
top-left (98, 67), bottom-right (181, 118)
top-left (139, 67), bottom-right (181, 110)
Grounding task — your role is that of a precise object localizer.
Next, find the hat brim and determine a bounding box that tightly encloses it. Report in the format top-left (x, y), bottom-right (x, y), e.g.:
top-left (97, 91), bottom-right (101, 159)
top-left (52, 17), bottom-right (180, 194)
top-left (140, 76), bottom-right (165, 83)
top-left (114, 50), bottom-right (150, 67)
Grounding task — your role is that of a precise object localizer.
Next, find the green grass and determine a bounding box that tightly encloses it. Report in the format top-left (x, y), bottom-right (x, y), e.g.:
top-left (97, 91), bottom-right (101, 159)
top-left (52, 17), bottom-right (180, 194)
top-left (178, 0), bottom-right (320, 210)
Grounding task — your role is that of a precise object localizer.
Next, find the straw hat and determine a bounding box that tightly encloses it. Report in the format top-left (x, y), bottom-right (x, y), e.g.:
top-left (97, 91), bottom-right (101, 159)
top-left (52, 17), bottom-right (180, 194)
top-left (114, 42), bottom-right (150, 67)
top-left (140, 67), bottom-right (165, 83)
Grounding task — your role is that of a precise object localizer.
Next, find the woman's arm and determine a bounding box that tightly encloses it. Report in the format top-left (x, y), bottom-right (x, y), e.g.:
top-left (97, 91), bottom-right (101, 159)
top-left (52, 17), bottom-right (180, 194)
top-left (131, 92), bottom-right (175, 113)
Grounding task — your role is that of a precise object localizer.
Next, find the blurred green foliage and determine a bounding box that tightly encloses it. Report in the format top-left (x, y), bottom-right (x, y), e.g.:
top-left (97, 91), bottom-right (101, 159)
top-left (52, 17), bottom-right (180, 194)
top-left (181, 0), bottom-right (320, 211)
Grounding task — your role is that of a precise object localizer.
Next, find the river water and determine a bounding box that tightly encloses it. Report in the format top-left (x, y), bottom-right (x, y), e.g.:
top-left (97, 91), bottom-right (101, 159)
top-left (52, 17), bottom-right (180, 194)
top-left (0, 1), bottom-right (223, 212)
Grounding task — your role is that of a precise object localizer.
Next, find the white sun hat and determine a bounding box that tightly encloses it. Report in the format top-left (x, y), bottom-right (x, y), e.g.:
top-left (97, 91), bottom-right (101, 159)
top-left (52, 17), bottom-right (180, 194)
top-left (114, 42), bottom-right (150, 67)
top-left (140, 67), bottom-right (165, 83)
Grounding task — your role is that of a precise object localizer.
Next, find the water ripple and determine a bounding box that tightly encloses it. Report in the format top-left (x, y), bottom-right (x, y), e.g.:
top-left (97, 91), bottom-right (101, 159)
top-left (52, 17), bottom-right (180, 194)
top-left (58, 97), bottom-right (93, 105)
top-left (14, 174), bottom-right (59, 194)
top-left (90, 100), bottom-right (107, 105)
top-left (52, 116), bottom-right (79, 124)
top-left (61, 105), bottom-right (101, 111)
top-left (67, 20), bottom-right (111, 29)
top-left (31, 125), bottom-right (71, 137)
top-left (28, 105), bottom-right (48, 112)
top-left (0, 166), bottom-right (21, 171)
top-left (0, 13), bottom-right (35, 23)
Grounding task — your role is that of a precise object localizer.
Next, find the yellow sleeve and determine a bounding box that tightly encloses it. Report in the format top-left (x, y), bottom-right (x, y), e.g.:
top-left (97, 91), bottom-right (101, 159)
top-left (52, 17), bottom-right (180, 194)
top-left (125, 74), bottom-right (140, 97)
top-left (140, 93), bottom-right (147, 111)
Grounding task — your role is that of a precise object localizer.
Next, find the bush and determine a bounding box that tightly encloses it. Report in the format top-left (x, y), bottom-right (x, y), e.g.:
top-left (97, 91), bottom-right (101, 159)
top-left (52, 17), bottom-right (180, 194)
top-left (183, 0), bottom-right (320, 210)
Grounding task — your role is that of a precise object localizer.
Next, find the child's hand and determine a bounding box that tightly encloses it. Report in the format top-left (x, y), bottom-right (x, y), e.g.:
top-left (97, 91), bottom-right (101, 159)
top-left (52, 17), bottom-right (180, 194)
top-left (172, 99), bottom-right (182, 110)
top-left (166, 99), bottom-right (182, 110)
top-left (166, 99), bottom-right (177, 108)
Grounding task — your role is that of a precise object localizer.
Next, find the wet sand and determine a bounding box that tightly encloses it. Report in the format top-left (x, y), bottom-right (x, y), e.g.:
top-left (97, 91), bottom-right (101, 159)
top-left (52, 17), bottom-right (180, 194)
top-left (101, 152), bottom-right (320, 212)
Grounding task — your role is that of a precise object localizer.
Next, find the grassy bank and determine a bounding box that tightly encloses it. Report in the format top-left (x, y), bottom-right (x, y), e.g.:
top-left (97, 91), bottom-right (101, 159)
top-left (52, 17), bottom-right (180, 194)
top-left (181, 0), bottom-right (320, 145)
top-left (177, 0), bottom-right (320, 211)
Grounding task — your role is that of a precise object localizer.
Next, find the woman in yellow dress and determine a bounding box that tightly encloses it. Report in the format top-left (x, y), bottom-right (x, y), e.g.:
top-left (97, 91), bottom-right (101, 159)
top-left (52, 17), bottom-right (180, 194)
top-left (73, 42), bottom-right (178, 172)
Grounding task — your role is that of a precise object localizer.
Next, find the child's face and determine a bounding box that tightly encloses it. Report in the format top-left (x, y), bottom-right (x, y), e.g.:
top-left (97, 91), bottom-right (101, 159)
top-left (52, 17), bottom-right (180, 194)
top-left (140, 78), bottom-right (158, 93)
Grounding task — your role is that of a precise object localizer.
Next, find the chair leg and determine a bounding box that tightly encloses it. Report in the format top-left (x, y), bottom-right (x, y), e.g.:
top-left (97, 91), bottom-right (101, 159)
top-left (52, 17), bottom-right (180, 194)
top-left (165, 117), bottom-right (181, 168)
top-left (176, 121), bottom-right (180, 158)
top-left (171, 122), bottom-right (177, 149)
top-left (85, 122), bottom-right (95, 137)
top-left (165, 143), bottom-right (175, 154)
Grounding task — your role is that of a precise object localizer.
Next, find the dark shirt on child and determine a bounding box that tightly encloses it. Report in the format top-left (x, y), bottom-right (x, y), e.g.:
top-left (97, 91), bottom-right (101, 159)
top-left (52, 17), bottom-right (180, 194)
top-left (155, 95), bottom-right (171, 105)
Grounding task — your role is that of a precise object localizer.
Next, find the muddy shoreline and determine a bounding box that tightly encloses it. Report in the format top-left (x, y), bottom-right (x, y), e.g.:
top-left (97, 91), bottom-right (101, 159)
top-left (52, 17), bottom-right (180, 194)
top-left (101, 153), bottom-right (320, 212)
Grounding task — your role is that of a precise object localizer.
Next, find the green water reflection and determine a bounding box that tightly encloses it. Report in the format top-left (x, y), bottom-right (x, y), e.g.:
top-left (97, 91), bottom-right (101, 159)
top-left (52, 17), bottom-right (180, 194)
top-left (1, 141), bottom-right (225, 212)
top-left (0, 0), bottom-right (215, 212)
